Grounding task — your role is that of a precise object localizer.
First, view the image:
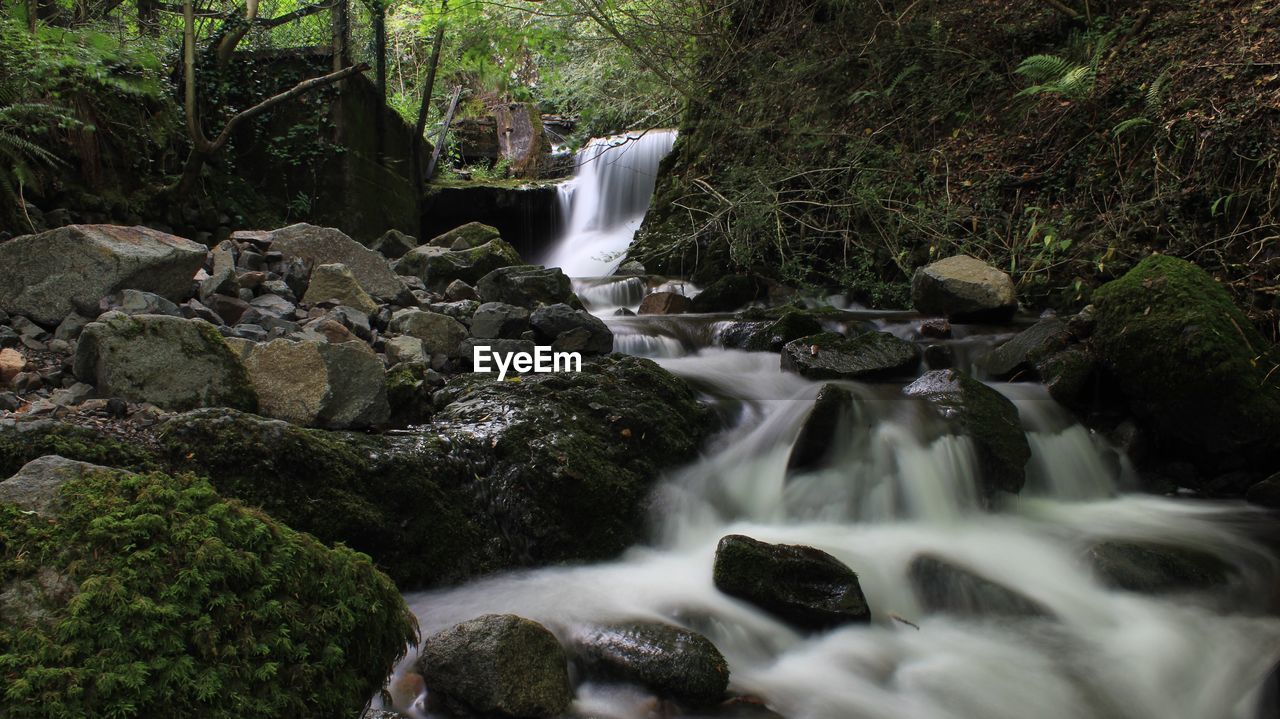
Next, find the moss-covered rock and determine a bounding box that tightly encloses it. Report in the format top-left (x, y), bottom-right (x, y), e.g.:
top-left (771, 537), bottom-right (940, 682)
top-left (721, 310), bottom-right (824, 352)
top-left (396, 238), bottom-right (524, 291)
top-left (430, 355), bottom-right (717, 566)
top-left (0, 421), bottom-right (159, 477)
top-left (569, 622), bottom-right (729, 706)
top-left (0, 464), bottom-right (416, 718)
top-left (427, 221), bottom-right (502, 250)
top-left (1092, 255), bottom-right (1280, 470)
top-left (160, 409), bottom-right (484, 587)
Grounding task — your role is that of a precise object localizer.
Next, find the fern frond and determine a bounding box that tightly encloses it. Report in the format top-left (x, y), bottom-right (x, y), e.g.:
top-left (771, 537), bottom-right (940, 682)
top-left (1015, 54), bottom-right (1077, 84)
top-left (1145, 71), bottom-right (1169, 116)
top-left (1112, 117), bottom-right (1152, 137)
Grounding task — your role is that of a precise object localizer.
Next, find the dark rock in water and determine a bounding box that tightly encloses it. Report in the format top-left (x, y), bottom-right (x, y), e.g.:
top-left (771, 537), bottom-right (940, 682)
top-left (1246, 473), bottom-right (1280, 508)
top-left (903, 369), bottom-right (1031, 497)
top-left (787, 384), bottom-right (855, 475)
top-left (73, 312), bottom-right (257, 412)
top-left (426, 221), bottom-right (501, 250)
top-left (919, 318), bottom-right (952, 339)
top-left (614, 307), bottom-right (636, 317)
top-left (781, 331), bottom-right (920, 382)
top-left (980, 317), bottom-right (1070, 379)
top-left (690, 275), bottom-right (767, 313)
top-left (1092, 255), bottom-right (1280, 472)
top-left (713, 534), bottom-right (870, 631)
top-left (1084, 540), bottom-right (1232, 593)
top-left (397, 238), bottom-right (524, 291)
top-left (370, 228), bottom-right (418, 259)
top-left (0, 224), bottom-right (208, 326)
top-left (638, 291), bottom-right (692, 315)
top-left (923, 344), bottom-right (953, 370)
top-left (432, 355), bottom-right (716, 566)
top-left (722, 311), bottom-right (824, 353)
top-left (908, 554), bottom-right (1050, 617)
top-left (419, 614), bottom-right (571, 719)
top-left (911, 254), bottom-right (1018, 323)
top-left (471, 302), bottom-right (532, 340)
top-left (569, 622), bottom-right (729, 706)
top-left (1036, 347), bottom-right (1097, 409)
top-left (477, 265), bottom-right (581, 309)
top-left (531, 303), bottom-right (613, 355)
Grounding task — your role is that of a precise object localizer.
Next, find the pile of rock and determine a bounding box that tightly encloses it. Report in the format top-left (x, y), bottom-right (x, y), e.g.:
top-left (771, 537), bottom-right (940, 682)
top-left (0, 221), bottom-right (615, 430)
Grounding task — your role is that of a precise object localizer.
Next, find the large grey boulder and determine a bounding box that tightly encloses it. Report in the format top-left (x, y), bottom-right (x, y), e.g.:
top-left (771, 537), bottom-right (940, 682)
top-left (388, 310), bottom-right (469, 357)
top-left (73, 312), bottom-right (257, 412)
top-left (911, 255), bottom-right (1018, 322)
top-left (427, 222), bottom-right (501, 250)
top-left (781, 331), bottom-right (920, 381)
top-left (240, 338), bottom-right (389, 429)
top-left (569, 622), bottom-right (729, 706)
top-left (903, 369), bottom-right (1030, 497)
top-left (477, 265), bottom-right (581, 309)
top-left (0, 225), bottom-right (207, 325)
top-left (712, 534), bottom-right (871, 631)
top-left (266, 224), bottom-right (409, 302)
top-left (0, 455), bottom-right (107, 517)
top-left (981, 317), bottom-right (1071, 379)
top-left (418, 614), bottom-right (571, 719)
top-left (396, 238), bottom-right (523, 291)
top-left (530, 303), bottom-right (613, 354)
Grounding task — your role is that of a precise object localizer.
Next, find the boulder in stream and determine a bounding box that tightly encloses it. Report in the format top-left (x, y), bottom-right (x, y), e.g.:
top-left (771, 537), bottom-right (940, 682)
top-left (713, 534), bottom-right (870, 631)
top-left (911, 254), bottom-right (1018, 322)
top-left (903, 369), bottom-right (1031, 497)
top-left (396, 238), bottom-right (524, 291)
top-left (1084, 540), bottom-right (1232, 593)
top-left (722, 310), bottom-right (824, 352)
top-left (781, 331), bottom-right (920, 381)
top-left (980, 317), bottom-right (1071, 379)
top-left (0, 224), bottom-right (207, 326)
top-left (569, 621), bottom-right (730, 706)
top-left (477, 265), bottom-right (582, 309)
top-left (690, 274), bottom-right (767, 313)
top-left (638, 291), bottom-right (692, 315)
top-left (908, 553), bottom-right (1050, 617)
top-left (418, 614), bottom-right (571, 719)
top-left (1091, 254), bottom-right (1280, 471)
top-left (530, 303), bottom-right (614, 354)
top-left (786, 383), bottom-right (856, 475)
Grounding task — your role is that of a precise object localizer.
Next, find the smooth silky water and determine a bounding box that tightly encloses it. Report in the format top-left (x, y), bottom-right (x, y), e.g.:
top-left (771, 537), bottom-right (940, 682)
top-left (385, 132), bottom-right (1280, 719)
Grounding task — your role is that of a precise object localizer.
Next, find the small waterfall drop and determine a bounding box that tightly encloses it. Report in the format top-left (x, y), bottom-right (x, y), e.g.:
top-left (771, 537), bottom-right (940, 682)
top-left (541, 129), bottom-right (677, 277)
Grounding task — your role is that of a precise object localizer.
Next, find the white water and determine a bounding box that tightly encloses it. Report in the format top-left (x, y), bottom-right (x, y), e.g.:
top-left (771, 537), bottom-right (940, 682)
top-left (386, 128), bottom-right (1280, 719)
top-left (540, 130), bottom-right (678, 277)
top-left (390, 343), bottom-right (1280, 719)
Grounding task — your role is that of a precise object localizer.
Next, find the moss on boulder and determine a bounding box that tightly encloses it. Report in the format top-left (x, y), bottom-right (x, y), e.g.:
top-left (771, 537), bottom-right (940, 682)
top-left (0, 421), bottom-right (159, 477)
top-left (1092, 255), bottom-right (1280, 469)
top-left (160, 409), bottom-right (484, 587)
top-left (0, 464), bottom-right (416, 718)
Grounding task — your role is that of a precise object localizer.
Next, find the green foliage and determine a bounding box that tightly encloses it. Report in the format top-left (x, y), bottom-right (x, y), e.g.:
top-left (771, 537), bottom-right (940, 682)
top-left (0, 423), bottom-right (160, 478)
top-left (0, 468), bottom-right (417, 718)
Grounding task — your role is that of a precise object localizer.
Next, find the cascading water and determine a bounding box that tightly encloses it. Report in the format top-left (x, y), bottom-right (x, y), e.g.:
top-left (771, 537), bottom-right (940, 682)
top-left (540, 130), bottom-right (678, 277)
top-left (381, 124), bottom-right (1280, 719)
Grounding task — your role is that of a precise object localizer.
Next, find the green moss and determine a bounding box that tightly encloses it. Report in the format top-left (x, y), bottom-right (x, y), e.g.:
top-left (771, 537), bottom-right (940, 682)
top-left (1092, 254), bottom-right (1280, 467)
top-left (0, 423), bottom-right (160, 477)
top-left (160, 409), bottom-right (484, 587)
top-left (0, 469), bottom-right (416, 718)
top-left (191, 320), bottom-right (260, 414)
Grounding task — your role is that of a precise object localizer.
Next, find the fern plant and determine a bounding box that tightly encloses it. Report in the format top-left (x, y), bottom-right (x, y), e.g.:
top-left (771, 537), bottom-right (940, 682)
top-left (1014, 54), bottom-right (1096, 101)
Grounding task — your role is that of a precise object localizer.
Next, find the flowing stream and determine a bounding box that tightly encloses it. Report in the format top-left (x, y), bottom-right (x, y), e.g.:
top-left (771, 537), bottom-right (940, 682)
top-left (391, 132), bottom-right (1280, 719)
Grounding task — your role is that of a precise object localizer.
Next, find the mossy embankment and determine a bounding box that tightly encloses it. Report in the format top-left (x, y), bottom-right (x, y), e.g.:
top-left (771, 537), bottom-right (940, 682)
top-left (633, 0), bottom-right (1279, 333)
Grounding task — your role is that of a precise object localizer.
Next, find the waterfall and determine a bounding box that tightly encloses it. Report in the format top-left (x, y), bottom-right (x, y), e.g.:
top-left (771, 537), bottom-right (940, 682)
top-left (540, 129), bottom-right (677, 277)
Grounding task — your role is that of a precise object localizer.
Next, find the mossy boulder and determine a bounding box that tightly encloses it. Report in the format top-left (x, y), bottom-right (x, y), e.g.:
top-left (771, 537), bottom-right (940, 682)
top-left (722, 310), bottom-right (824, 352)
top-left (712, 534), bottom-right (870, 631)
top-left (0, 461), bottom-right (416, 719)
top-left (73, 312), bottom-right (258, 413)
top-left (160, 409), bottom-right (484, 587)
top-left (903, 369), bottom-right (1031, 497)
top-left (418, 614), bottom-right (571, 719)
top-left (427, 221), bottom-right (502, 250)
top-left (781, 331), bottom-right (920, 381)
top-left (1091, 255), bottom-right (1280, 470)
top-left (430, 355), bottom-right (716, 566)
top-left (476, 265), bottom-right (583, 309)
top-left (0, 421), bottom-right (159, 477)
top-left (1084, 540), bottom-right (1233, 594)
top-left (396, 238), bottom-right (524, 291)
top-left (690, 274), bottom-right (768, 313)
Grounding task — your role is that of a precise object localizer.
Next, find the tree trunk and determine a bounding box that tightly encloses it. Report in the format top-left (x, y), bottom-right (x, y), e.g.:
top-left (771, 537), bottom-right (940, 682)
top-left (411, 0), bottom-right (449, 195)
